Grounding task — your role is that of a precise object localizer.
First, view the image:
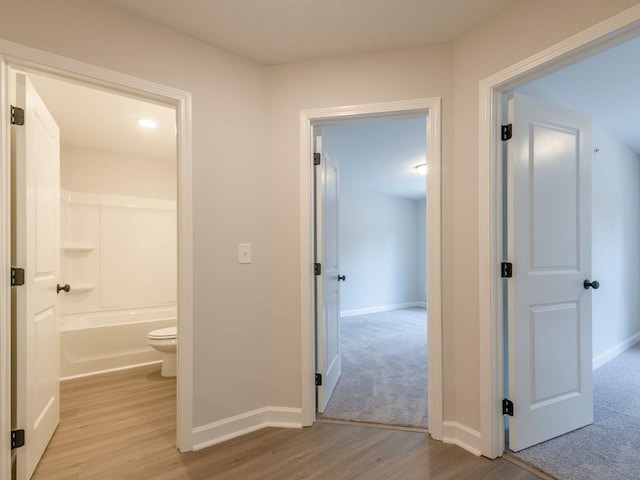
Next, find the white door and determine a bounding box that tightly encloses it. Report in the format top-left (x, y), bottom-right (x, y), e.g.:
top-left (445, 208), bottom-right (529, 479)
top-left (314, 129), bottom-right (342, 413)
top-left (507, 92), bottom-right (594, 451)
top-left (11, 71), bottom-right (61, 479)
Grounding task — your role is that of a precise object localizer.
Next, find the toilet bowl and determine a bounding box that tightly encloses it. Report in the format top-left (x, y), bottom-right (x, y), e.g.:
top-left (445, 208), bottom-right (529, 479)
top-left (147, 326), bottom-right (177, 377)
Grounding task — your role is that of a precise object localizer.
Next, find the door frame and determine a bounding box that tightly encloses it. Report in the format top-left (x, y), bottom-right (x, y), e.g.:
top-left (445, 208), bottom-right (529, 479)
top-left (0, 40), bottom-right (194, 478)
top-left (299, 98), bottom-right (443, 440)
top-left (478, 4), bottom-right (640, 459)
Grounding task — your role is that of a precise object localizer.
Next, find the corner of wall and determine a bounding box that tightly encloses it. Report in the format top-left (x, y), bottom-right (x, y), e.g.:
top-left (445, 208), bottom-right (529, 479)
top-left (442, 421), bottom-right (482, 456)
top-left (191, 406), bottom-right (303, 451)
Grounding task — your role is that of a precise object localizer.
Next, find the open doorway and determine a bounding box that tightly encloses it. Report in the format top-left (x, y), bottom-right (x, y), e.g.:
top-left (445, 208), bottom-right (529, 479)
top-left (315, 116), bottom-right (428, 428)
top-left (9, 70), bottom-right (178, 479)
top-left (299, 97), bottom-right (443, 438)
top-left (500, 34), bottom-right (640, 480)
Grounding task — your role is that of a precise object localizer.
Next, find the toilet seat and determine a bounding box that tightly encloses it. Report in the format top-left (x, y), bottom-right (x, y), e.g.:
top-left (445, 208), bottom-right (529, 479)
top-left (147, 326), bottom-right (177, 340)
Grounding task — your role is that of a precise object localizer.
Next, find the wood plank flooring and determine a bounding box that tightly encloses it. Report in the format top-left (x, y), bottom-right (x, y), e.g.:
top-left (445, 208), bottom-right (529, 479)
top-left (32, 365), bottom-right (544, 479)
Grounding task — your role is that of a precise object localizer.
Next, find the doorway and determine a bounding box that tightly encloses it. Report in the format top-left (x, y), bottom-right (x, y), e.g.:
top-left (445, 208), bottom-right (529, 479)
top-left (501, 35), bottom-right (640, 479)
top-left (299, 98), bottom-right (443, 439)
top-left (314, 116), bottom-right (428, 428)
top-left (10, 69), bottom-right (178, 479)
top-left (0, 40), bottom-right (194, 480)
top-left (478, 2), bottom-right (640, 461)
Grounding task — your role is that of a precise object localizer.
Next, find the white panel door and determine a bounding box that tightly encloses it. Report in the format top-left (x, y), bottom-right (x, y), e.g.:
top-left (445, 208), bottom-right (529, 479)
top-left (507, 93), bottom-right (594, 451)
top-left (315, 130), bottom-right (342, 413)
top-left (12, 71), bottom-right (61, 479)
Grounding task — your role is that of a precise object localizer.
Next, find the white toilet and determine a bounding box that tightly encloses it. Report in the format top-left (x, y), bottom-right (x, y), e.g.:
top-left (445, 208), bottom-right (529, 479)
top-left (146, 326), bottom-right (177, 377)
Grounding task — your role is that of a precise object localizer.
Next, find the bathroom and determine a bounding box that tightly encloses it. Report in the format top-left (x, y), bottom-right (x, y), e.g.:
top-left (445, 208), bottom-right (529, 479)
top-left (31, 73), bottom-right (178, 380)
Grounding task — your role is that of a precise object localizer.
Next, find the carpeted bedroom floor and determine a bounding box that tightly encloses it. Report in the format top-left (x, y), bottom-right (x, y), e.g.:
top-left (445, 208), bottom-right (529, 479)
top-left (510, 342), bottom-right (640, 480)
top-left (319, 307), bottom-right (428, 428)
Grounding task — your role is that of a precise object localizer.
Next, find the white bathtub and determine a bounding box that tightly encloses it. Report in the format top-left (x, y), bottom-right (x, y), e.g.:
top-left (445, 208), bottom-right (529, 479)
top-left (60, 306), bottom-right (176, 379)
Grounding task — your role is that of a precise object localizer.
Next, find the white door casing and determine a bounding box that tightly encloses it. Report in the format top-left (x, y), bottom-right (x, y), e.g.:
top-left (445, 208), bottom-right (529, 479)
top-left (314, 130), bottom-right (342, 413)
top-left (11, 71), bottom-right (61, 479)
top-left (507, 93), bottom-right (593, 451)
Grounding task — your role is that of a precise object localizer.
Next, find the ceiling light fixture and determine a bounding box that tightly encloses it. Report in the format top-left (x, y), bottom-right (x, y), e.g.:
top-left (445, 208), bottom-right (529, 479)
top-left (137, 118), bottom-right (158, 129)
top-left (415, 163), bottom-right (428, 175)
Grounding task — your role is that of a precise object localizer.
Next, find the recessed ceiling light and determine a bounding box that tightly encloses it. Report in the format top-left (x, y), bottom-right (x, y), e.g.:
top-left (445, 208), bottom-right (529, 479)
top-left (415, 163), bottom-right (428, 175)
top-left (137, 118), bottom-right (158, 129)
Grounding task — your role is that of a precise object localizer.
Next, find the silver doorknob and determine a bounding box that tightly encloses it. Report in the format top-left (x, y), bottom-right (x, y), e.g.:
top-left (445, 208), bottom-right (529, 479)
top-left (57, 284), bottom-right (71, 293)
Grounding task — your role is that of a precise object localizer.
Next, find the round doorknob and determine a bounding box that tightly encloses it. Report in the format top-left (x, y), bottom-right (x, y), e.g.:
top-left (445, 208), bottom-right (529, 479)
top-left (583, 279), bottom-right (599, 290)
top-left (338, 275), bottom-right (346, 282)
top-left (57, 284), bottom-right (71, 293)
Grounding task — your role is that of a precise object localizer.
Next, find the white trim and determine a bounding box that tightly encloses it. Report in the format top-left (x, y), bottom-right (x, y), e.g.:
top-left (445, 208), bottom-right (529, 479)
top-left (593, 332), bottom-right (640, 370)
top-left (442, 421), bottom-right (482, 457)
top-left (299, 98), bottom-right (443, 441)
top-left (341, 302), bottom-right (426, 317)
top-left (0, 58), bottom-right (10, 480)
top-left (478, 4), bottom-right (640, 459)
top-left (192, 407), bottom-right (303, 451)
top-left (0, 39), bottom-right (194, 477)
top-left (60, 360), bottom-right (163, 382)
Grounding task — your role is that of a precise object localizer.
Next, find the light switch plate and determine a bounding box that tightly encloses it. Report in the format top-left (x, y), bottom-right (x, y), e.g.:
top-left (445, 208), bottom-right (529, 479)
top-left (238, 243), bottom-right (251, 264)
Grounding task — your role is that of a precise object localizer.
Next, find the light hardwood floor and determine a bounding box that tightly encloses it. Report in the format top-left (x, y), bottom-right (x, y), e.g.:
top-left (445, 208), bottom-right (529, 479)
top-left (32, 365), bottom-right (544, 479)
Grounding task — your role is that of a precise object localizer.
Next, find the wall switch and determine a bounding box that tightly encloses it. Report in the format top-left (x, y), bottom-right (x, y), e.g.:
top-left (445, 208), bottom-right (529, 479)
top-left (238, 243), bottom-right (252, 264)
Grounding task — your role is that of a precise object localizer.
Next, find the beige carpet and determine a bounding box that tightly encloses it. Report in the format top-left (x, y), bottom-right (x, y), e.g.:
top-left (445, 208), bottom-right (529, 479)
top-left (319, 307), bottom-right (428, 428)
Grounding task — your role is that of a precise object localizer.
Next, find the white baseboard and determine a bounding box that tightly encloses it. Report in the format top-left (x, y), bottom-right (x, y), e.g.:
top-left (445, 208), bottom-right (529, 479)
top-left (192, 406), bottom-right (303, 451)
top-left (341, 301), bottom-right (426, 318)
top-left (442, 421), bottom-right (481, 456)
top-left (593, 332), bottom-right (640, 370)
top-left (60, 360), bottom-right (162, 381)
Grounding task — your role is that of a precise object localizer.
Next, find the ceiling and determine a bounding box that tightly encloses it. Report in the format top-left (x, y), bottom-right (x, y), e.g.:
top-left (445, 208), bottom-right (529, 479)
top-left (98, 0), bottom-right (511, 65)
top-left (322, 116), bottom-right (426, 200)
top-left (521, 35), bottom-right (640, 154)
top-left (29, 73), bottom-right (176, 161)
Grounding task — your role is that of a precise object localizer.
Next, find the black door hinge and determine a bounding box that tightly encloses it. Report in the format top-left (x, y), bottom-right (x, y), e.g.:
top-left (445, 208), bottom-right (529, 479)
top-left (502, 398), bottom-right (514, 417)
top-left (315, 373), bottom-right (322, 386)
top-left (11, 429), bottom-right (25, 449)
top-left (501, 124), bottom-right (512, 141)
top-left (501, 262), bottom-right (513, 278)
top-left (314, 263), bottom-right (321, 275)
top-left (11, 106), bottom-right (25, 126)
top-left (11, 267), bottom-right (25, 287)
top-left (313, 152), bottom-right (321, 166)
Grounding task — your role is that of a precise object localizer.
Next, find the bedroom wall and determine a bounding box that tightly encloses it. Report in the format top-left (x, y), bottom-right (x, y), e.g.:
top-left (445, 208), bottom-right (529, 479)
top-left (417, 199), bottom-right (427, 304)
top-left (591, 124), bottom-right (640, 367)
top-left (339, 189), bottom-right (423, 315)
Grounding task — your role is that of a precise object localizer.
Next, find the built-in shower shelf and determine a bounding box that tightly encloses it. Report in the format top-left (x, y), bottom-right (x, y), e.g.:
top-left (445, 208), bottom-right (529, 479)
top-left (63, 245), bottom-right (95, 253)
top-left (67, 284), bottom-right (95, 294)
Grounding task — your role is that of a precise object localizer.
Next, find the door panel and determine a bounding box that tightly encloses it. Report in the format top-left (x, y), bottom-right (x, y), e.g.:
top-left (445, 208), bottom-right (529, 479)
top-left (507, 93), bottom-right (593, 451)
top-left (315, 130), bottom-right (342, 413)
top-left (12, 71), bottom-right (61, 480)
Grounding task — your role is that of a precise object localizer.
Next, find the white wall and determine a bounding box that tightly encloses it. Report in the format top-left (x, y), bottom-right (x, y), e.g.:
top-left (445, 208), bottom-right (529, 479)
top-left (61, 191), bottom-right (177, 316)
top-left (60, 145), bottom-right (178, 316)
top-left (592, 124), bottom-right (640, 366)
top-left (1, 0), bottom-right (638, 454)
top-left (267, 0), bottom-right (637, 441)
top-left (417, 199), bottom-right (427, 304)
top-left (0, 0), bottom-right (270, 431)
top-left (266, 42), bottom-right (454, 408)
top-left (339, 190), bottom-right (423, 314)
top-left (61, 146), bottom-right (176, 200)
